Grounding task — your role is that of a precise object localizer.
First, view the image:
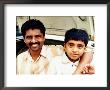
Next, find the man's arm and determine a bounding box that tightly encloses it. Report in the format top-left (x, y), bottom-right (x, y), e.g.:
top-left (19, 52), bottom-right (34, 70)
top-left (16, 54), bottom-right (23, 74)
top-left (74, 51), bottom-right (93, 74)
top-left (81, 64), bottom-right (95, 74)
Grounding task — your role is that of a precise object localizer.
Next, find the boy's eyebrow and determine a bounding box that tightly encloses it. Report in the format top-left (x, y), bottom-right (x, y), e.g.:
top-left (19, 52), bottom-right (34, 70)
top-left (68, 42), bottom-right (84, 45)
top-left (77, 44), bottom-right (85, 47)
top-left (77, 44), bottom-right (84, 45)
top-left (68, 42), bottom-right (85, 46)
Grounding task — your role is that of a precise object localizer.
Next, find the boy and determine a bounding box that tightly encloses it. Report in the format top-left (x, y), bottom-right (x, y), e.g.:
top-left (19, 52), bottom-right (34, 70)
top-left (48, 28), bottom-right (94, 74)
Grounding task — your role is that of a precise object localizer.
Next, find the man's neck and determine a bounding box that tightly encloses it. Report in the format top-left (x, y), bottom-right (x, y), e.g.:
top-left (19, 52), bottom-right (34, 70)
top-left (29, 49), bottom-right (41, 61)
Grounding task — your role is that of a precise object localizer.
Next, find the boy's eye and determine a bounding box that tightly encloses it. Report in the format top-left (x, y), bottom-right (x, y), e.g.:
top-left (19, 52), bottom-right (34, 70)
top-left (77, 45), bottom-right (84, 49)
top-left (68, 43), bottom-right (74, 47)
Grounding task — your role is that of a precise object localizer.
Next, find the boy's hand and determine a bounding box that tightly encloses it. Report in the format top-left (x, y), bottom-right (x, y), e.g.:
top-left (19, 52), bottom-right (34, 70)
top-left (81, 64), bottom-right (95, 74)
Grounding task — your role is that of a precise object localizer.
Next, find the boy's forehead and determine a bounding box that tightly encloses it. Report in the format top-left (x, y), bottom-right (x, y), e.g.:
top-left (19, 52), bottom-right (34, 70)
top-left (67, 40), bottom-right (85, 45)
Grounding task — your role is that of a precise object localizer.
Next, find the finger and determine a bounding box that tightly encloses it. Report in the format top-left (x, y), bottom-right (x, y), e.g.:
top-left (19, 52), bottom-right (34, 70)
top-left (85, 66), bottom-right (89, 74)
top-left (82, 67), bottom-right (88, 74)
top-left (88, 67), bottom-right (95, 74)
top-left (81, 70), bottom-right (86, 74)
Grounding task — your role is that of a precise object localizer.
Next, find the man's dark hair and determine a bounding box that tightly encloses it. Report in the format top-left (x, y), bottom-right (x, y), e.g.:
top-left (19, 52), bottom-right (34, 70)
top-left (64, 28), bottom-right (89, 47)
top-left (21, 19), bottom-right (46, 37)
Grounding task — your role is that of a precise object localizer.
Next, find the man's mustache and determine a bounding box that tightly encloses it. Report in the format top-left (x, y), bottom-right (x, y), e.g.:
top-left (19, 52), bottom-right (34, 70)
top-left (29, 42), bottom-right (40, 46)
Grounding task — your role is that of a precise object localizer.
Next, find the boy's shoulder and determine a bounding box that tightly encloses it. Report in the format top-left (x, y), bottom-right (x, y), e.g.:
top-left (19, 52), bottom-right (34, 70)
top-left (51, 53), bottom-right (68, 65)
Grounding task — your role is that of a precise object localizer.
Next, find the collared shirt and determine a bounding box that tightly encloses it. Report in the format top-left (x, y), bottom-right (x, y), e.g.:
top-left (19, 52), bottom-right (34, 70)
top-left (16, 45), bottom-right (93, 75)
top-left (47, 53), bottom-right (79, 75)
top-left (16, 46), bottom-right (49, 75)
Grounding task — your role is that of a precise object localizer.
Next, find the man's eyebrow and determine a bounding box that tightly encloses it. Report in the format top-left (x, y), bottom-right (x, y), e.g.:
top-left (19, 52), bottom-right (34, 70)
top-left (68, 42), bottom-right (74, 44)
top-left (35, 35), bottom-right (41, 36)
top-left (26, 35), bottom-right (31, 36)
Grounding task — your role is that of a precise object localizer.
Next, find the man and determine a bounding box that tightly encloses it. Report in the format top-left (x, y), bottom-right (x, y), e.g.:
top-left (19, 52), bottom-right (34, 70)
top-left (16, 19), bottom-right (49, 74)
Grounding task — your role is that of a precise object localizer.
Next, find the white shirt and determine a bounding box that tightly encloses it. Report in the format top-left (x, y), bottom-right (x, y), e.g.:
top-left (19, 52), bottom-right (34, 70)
top-left (16, 45), bottom-right (93, 75)
top-left (16, 46), bottom-right (49, 75)
top-left (48, 53), bottom-right (79, 75)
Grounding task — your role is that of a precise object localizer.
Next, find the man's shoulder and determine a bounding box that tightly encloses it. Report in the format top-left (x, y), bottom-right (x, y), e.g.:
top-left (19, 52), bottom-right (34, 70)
top-left (17, 50), bottom-right (28, 59)
top-left (51, 55), bottom-right (64, 64)
top-left (54, 55), bottom-right (62, 60)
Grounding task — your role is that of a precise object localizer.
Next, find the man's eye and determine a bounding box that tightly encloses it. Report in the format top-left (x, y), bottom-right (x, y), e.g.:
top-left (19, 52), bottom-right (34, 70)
top-left (35, 35), bottom-right (41, 38)
top-left (26, 36), bottom-right (32, 39)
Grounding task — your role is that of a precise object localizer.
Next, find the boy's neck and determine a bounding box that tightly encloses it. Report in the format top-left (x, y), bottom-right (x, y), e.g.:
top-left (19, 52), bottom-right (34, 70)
top-left (65, 52), bottom-right (79, 63)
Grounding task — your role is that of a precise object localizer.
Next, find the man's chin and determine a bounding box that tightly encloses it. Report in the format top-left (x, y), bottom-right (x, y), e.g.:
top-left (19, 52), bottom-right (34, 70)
top-left (30, 47), bottom-right (40, 51)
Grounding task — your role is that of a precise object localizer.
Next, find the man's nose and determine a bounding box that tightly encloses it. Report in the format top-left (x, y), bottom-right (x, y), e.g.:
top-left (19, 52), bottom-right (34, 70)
top-left (31, 37), bottom-right (36, 43)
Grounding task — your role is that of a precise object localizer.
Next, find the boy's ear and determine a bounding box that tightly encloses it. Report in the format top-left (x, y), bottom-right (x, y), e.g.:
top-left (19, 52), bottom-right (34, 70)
top-left (84, 47), bottom-right (87, 52)
top-left (63, 43), bottom-right (66, 47)
top-left (63, 43), bottom-right (66, 51)
top-left (84, 46), bottom-right (87, 49)
top-left (84, 46), bottom-right (87, 52)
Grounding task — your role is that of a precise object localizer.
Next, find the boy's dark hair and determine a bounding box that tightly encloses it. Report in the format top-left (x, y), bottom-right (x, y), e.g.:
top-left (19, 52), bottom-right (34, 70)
top-left (21, 19), bottom-right (46, 37)
top-left (64, 28), bottom-right (89, 47)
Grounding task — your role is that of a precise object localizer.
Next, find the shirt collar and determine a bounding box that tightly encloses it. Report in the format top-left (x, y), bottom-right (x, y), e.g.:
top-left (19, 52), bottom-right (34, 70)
top-left (40, 45), bottom-right (47, 58)
top-left (26, 45), bottom-right (47, 62)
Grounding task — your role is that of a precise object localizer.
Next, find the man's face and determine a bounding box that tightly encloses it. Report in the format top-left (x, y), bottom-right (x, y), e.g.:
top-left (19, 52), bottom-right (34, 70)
top-left (24, 29), bottom-right (45, 52)
top-left (64, 40), bottom-right (86, 61)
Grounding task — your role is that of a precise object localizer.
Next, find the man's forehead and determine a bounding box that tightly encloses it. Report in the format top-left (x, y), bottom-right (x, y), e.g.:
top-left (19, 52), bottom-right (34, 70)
top-left (25, 29), bottom-right (43, 34)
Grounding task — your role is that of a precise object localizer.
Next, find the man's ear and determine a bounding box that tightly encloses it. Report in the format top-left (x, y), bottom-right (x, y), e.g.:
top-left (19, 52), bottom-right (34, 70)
top-left (43, 36), bottom-right (45, 41)
top-left (23, 37), bottom-right (26, 43)
top-left (24, 40), bottom-right (26, 43)
top-left (44, 36), bottom-right (45, 41)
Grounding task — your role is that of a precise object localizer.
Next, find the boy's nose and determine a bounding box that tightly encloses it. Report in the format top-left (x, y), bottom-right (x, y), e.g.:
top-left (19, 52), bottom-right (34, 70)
top-left (73, 47), bottom-right (78, 52)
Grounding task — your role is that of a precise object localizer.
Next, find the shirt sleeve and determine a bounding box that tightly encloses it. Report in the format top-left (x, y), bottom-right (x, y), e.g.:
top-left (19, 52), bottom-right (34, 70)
top-left (16, 55), bottom-right (23, 74)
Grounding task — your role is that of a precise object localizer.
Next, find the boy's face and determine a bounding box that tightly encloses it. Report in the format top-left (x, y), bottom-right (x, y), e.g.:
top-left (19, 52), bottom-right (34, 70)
top-left (64, 40), bottom-right (86, 61)
top-left (24, 29), bottom-right (45, 52)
